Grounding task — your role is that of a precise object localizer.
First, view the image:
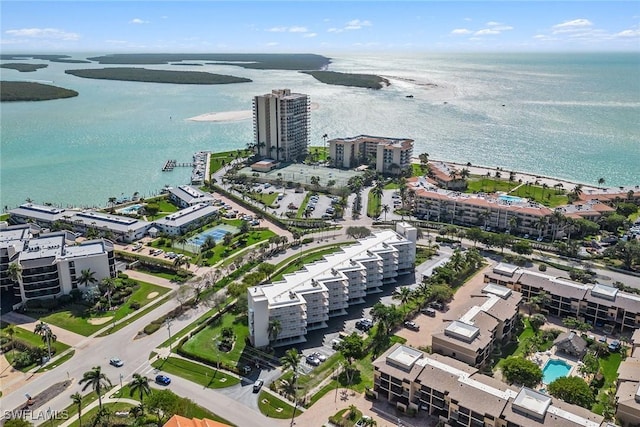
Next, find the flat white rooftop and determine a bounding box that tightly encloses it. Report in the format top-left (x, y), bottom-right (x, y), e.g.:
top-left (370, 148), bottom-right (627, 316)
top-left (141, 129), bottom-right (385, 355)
top-left (445, 320), bottom-right (480, 342)
top-left (387, 345), bottom-right (422, 370)
top-left (483, 283), bottom-right (512, 299)
top-left (513, 388), bottom-right (551, 418)
top-left (590, 283), bottom-right (619, 300)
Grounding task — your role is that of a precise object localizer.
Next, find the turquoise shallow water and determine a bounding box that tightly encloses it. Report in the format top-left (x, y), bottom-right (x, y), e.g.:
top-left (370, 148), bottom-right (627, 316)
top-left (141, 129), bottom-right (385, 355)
top-left (542, 359), bottom-right (571, 384)
top-left (1, 52), bottom-right (639, 209)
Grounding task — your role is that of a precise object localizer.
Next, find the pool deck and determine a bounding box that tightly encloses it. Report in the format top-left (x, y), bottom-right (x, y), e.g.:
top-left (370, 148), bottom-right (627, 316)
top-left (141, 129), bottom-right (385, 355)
top-left (531, 347), bottom-right (583, 388)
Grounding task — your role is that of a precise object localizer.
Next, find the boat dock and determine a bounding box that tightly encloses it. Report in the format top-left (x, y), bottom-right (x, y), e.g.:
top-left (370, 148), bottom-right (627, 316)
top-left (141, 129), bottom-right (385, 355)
top-left (162, 160), bottom-right (191, 171)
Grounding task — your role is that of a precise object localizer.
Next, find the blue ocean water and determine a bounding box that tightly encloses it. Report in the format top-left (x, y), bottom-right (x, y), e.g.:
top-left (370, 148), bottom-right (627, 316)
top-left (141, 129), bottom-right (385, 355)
top-left (1, 52), bottom-right (639, 209)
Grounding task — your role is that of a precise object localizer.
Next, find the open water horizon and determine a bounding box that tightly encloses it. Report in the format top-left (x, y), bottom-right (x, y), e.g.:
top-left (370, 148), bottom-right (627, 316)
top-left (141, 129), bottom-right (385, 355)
top-left (1, 51), bottom-right (639, 209)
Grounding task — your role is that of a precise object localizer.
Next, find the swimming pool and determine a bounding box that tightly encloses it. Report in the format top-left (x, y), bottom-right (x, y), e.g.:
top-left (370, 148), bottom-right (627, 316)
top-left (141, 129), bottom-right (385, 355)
top-left (117, 203), bottom-right (144, 214)
top-left (498, 195), bottom-right (524, 203)
top-left (542, 359), bottom-right (571, 384)
top-left (188, 224), bottom-right (239, 246)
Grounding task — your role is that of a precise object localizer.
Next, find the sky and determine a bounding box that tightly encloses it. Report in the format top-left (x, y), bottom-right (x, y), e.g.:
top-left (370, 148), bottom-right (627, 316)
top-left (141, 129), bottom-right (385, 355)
top-left (1, 1), bottom-right (639, 53)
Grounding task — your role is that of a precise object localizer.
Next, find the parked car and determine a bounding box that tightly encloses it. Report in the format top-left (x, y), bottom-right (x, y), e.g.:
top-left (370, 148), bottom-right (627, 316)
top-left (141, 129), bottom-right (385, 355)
top-left (109, 357), bottom-right (124, 367)
top-left (404, 321), bottom-right (420, 331)
top-left (355, 319), bottom-right (373, 332)
top-left (331, 338), bottom-right (343, 349)
top-left (252, 379), bottom-right (264, 392)
top-left (241, 365), bottom-right (252, 375)
top-left (421, 307), bottom-right (437, 317)
top-left (429, 302), bottom-right (444, 311)
top-left (312, 352), bottom-right (327, 362)
top-left (306, 355), bottom-right (321, 366)
top-left (608, 340), bottom-right (621, 352)
top-left (155, 375), bottom-right (171, 385)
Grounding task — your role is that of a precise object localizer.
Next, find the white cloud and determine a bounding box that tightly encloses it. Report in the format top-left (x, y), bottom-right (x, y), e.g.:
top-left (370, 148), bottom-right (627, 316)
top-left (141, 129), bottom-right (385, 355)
top-left (129, 18), bottom-right (149, 24)
top-left (474, 29), bottom-right (500, 36)
top-left (267, 26), bottom-right (287, 32)
top-left (327, 27), bottom-right (341, 33)
top-left (289, 26), bottom-right (308, 33)
top-left (5, 28), bottom-right (80, 40)
top-left (303, 33), bottom-right (318, 38)
top-left (614, 28), bottom-right (640, 38)
top-left (552, 18), bottom-right (593, 33)
top-left (345, 19), bottom-right (372, 30)
top-left (266, 42), bottom-right (278, 46)
top-left (486, 21), bottom-right (501, 26)
top-left (451, 28), bottom-right (472, 35)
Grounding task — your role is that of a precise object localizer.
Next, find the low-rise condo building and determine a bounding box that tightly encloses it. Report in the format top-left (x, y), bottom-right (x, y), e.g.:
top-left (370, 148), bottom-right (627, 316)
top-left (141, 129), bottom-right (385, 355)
top-left (167, 185), bottom-right (215, 208)
top-left (373, 343), bottom-right (604, 427)
top-left (485, 264), bottom-right (640, 333)
top-left (248, 223), bottom-right (417, 347)
top-left (428, 161), bottom-right (468, 191)
top-left (153, 203), bottom-right (219, 236)
top-left (431, 283), bottom-right (522, 367)
top-left (409, 177), bottom-right (555, 237)
top-left (0, 223), bottom-right (116, 308)
top-left (615, 345), bottom-right (640, 427)
top-left (328, 135), bottom-right (413, 175)
top-left (8, 203), bottom-right (151, 243)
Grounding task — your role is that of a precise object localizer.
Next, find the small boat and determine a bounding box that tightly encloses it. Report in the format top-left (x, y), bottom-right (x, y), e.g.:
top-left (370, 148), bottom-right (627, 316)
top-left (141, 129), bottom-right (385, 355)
top-left (405, 94), bottom-right (414, 98)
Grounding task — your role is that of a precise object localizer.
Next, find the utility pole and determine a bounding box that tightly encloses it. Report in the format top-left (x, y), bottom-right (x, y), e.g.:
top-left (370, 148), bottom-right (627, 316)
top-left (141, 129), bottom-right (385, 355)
top-left (166, 320), bottom-right (173, 351)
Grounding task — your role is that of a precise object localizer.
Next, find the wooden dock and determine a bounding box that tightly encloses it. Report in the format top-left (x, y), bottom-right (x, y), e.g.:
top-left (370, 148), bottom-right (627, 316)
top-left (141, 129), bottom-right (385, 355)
top-left (162, 160), bottom-right (191, 171)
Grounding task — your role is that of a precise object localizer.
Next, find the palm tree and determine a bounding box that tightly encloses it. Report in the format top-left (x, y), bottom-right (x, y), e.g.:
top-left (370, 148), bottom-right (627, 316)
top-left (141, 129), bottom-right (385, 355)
top-left (70, 392), bottom-right (83, 427)
top-left (128, 373), bottom-right (151, 412)
top-left (101, 278), bottom-right (116, 310)
top-left (34, 321), bottom-right (55, 362)
top-left (391, 287), bottom-right (413, 314)
top-left (173, 256), bottom-right (190, 270)
top-left (280, 348), bottom-right (301, 378)
top-left (382, 204), bottom-right (390, 221)
top-left (268, 319), bottom-right (282, 342)
top-left (79, 366), bottom-right (112, 409)
top-left (598, 177), bottom-right (605, 187)
top-left (78, 269), bottom-right (97, 287)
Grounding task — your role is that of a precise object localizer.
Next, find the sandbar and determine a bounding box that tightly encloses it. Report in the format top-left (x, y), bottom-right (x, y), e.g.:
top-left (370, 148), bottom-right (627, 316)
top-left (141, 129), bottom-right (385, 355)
top-left (187, 102), bottom-right (319, 122)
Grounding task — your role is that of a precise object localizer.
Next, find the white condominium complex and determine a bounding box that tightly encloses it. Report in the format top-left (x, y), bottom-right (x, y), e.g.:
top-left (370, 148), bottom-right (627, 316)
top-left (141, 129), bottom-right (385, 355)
top-left (248, 223), bottom-right (417, 348)
top-left (253, 89), bottom-right (310, 163)
top-left (0, 224), bottom-right (116, 309)
top-left (328, 135), bottom-right (414, 175)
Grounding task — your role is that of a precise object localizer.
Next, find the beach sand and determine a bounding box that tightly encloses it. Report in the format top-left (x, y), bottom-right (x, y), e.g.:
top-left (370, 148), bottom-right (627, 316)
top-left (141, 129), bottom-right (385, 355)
top-left (187, 102), bottom-right (320, 122)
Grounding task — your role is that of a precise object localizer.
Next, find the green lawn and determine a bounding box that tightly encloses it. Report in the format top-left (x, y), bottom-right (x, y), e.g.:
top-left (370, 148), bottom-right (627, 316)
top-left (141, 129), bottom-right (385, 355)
top-left (1, 324), bottom-right (71, 372)
top-left (36, 281), bottom-right (170, 336)
top-left (37, 349), bottom-right (75, 372)
top-left (599, 352), bottom-right (622, 385)
top-left (511, 185), bottom-right (568, 207)
top-left (65, 402), bottom-right (134, 427)
top-left (367, 192), bottom-right (381, 218)
top-left (466, 177), bottom-right (519, 193)
top-left (181, 312), bottom-right (249, 367)
top-left (329, 407), bottom-right (363, 427)
top-left (151, 356), bottom-right (240, 388)
top-left (51, 388), bottom-right (112, 427)
top-left (203, 229), bottom-right (276, 267)
top-left (210, 151), bottom-right (245, 173)
top-left (248, 192), bottom-right (279, 207)
top-left (258, 390), bottom-right (296, 419)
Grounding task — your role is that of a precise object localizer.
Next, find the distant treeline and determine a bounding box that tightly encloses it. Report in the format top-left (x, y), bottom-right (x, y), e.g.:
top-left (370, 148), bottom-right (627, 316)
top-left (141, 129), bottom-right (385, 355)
top-left (86, 53), bottom-right (331, 70)
top-left (301, 70), bottom-right (390, 89)
top-left (65, 67), bottom-right (252, 84)
top-left (0, 81), bottom-right (78, 102)
top-left (1, 63), bottom-right (48, 72)
top-left (0, 54), bottom-right (90, 64)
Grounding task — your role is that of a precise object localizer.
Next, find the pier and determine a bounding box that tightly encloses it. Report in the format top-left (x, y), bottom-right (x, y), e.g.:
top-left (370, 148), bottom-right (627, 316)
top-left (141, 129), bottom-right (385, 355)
top-left (162, 160), bottom-right (191, 172)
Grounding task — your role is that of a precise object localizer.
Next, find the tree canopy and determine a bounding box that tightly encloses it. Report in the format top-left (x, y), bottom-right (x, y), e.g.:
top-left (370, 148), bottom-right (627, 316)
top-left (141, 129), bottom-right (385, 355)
top-left (501, 357), bottom-right (542, 388)
top-left (548, 376), bottom-right (595, 408)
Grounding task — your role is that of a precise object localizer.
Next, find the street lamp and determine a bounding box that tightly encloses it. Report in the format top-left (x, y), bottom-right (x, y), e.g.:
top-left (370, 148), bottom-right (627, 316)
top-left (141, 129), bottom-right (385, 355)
top-left (166, 320), bottom-right (173, 351)
top-left (119, 373), bottom-right (123, 389)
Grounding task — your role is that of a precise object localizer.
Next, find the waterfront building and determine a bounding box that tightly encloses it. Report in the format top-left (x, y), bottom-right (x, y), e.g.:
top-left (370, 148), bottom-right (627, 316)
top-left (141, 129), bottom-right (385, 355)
top-left (428, 161), bottom-right (468, 190)
top-left (253, 89), bottom-right (310, 162)
top-left (167, 185), bottom-right (215, 208)
top-left (8, 203), bottom-right (151, 243)
top-left (485, 263), bottom-right (640, 333)
top-left (409, 177), bottom-right (555, 237)
top-left (373, 343), bottom-right (603, 426)
top-left (431, 283), bottom-right (522, 368)
top-left (152, 203), bottom-right (219, 236)
top-left (328, 135), bottom-right (414, 175)
top-left (0, 223), bottom-right (115, 308)
top-left (248, 223), bottom-right (417, 348)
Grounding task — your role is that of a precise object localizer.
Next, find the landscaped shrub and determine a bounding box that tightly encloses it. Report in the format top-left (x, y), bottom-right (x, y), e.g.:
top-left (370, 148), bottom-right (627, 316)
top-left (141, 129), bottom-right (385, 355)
top-left (144, 323), bottom-right (161, 335)
top-left (129, 301), bottom-right (141, 310)
top-left (538, 264), bottom-right (547, 271)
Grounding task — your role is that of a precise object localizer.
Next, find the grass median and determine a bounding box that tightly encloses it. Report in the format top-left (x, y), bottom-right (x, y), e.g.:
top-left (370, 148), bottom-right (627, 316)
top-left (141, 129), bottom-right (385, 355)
top-left (152, 356), bottom-right (240, 388)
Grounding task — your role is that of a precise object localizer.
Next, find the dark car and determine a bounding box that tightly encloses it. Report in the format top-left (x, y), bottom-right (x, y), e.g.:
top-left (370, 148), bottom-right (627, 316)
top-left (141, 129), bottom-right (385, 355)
top-left (608, 340), bottom-right (621, 352)
top-left (421, 308), bottom-right (437, 317)
top-left (404, 321), bottom-right (420, 331)
top-left (155, 375), bottom-right (171, 385)
top-left (355, 319), bottom-right (373, 332)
